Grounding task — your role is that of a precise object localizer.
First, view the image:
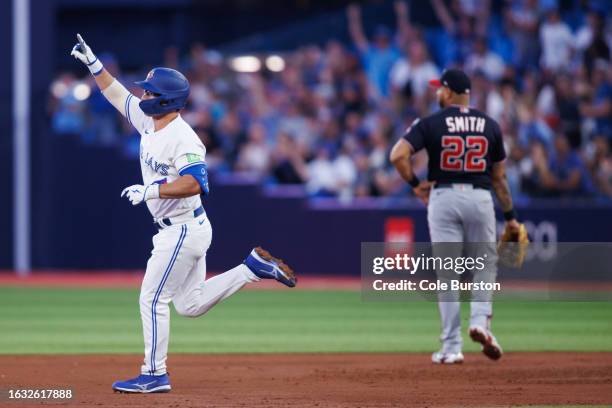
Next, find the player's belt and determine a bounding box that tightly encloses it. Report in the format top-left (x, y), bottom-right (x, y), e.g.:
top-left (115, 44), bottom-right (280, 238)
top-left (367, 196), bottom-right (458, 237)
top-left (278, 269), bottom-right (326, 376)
top-left (156, 206), bottom-right (205, 229)
top-left (434, 183), bottom-right (490, 191)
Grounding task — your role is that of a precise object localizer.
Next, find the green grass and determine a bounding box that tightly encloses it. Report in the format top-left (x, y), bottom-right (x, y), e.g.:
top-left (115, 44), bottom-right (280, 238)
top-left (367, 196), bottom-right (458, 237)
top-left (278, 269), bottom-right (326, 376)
top-left (0, 288), bottom-right (610, 354)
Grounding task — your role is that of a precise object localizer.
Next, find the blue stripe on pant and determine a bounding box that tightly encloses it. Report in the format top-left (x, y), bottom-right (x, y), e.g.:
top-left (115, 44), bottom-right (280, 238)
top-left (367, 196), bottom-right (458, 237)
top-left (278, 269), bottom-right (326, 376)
top-left (150, 224), bottom-right (187, 375)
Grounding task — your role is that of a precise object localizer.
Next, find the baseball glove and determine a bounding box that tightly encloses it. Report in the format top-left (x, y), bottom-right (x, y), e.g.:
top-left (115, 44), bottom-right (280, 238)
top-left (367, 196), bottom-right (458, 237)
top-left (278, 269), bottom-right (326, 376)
top-left (497, 223), bottom-right (529, 267)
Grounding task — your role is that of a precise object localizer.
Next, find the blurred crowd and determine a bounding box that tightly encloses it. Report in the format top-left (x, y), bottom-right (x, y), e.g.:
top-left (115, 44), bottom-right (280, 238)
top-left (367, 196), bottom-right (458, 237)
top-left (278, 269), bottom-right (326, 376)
top-left (49, 0), bottom-right (611, 200)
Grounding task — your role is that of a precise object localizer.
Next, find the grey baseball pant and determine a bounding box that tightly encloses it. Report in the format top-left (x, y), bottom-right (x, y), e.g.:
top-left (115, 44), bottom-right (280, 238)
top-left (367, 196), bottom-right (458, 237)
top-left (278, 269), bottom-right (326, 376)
top-left (427, 185), bottom-right (498, 354)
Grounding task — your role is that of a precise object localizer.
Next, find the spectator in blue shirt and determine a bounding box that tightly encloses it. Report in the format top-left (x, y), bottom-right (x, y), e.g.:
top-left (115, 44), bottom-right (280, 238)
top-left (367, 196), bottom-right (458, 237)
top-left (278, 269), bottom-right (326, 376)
top-left (534, 134), bottom-right (596, 197)
top-left (580, 60), bottom-right (612, 139)
top-left (431, 0), bottom-right (491, 64)
top-left (347, 3), bottom-right (400, 100)
top-left (518, 102), bottom-right (555, 149)
top-left (50, 73), bottom-right (87, 136)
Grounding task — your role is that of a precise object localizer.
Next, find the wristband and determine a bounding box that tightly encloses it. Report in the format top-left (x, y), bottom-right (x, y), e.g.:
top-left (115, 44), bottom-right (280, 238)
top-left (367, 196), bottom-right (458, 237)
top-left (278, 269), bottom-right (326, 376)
top-left (503, 208), bottom-right (517, 221)
top-left (144, 184), bottom-right (160, 201)
top-left (86, 57), bottom-right (104, 76)
top-left (408, 176), bottom-right (420, 188)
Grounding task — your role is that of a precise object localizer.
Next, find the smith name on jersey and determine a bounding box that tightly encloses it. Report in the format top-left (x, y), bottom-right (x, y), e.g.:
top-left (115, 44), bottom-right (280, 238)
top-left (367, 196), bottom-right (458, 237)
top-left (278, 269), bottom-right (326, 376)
top-left (403, 106), bottom-right (506, 189)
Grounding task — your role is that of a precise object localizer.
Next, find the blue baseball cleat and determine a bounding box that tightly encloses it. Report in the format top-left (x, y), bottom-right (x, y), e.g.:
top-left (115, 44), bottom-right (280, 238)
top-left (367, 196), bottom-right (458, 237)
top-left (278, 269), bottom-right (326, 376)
top-left (244, 247), bottom-right (297, 288)
top-left (112, 373), bottom-right (171, 393)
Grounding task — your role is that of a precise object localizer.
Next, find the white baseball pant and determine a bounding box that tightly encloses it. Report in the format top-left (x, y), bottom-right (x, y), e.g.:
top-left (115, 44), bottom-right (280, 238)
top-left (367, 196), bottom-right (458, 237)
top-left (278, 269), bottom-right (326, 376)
top-left (139, 214), bottom-right (259, 375)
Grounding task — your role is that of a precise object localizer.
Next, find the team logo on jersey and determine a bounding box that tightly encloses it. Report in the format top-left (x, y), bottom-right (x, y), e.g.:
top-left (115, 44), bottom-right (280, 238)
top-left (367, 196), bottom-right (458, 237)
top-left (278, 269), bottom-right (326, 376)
top-left (186, 153), bottom-right (201, 163)
top-left (140, 151), bottom-right (170, 176)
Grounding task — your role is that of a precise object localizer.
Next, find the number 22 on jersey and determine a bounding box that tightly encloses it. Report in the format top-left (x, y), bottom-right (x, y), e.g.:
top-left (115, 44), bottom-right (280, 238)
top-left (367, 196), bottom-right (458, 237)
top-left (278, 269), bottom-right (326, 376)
top-left (440, 135), bottom-right (488, 172)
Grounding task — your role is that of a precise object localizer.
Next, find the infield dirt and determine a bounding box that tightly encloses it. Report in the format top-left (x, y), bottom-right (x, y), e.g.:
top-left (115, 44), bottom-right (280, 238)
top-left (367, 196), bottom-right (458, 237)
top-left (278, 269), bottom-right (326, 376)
top-left (1, 353), bottom-right (611, 407)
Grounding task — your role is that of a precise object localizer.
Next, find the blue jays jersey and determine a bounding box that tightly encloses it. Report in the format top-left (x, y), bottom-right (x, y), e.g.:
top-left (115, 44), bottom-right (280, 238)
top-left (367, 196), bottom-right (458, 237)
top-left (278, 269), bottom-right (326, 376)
top-left (124, 95), bottom-right (207, 220)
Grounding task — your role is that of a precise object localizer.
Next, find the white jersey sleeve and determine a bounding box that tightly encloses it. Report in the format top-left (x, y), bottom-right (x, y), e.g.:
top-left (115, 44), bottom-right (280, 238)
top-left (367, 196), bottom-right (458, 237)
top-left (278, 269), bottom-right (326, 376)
top-left (173, 130), bottom-right (207, 175)
top-left (124, 94), bottom-right (153, 135)
top-left (101, 79), bottom-right (152, 135)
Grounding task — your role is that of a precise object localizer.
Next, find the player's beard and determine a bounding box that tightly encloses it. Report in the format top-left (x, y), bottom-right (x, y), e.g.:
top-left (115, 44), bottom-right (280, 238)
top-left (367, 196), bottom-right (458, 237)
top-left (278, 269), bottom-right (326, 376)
top-left (436, 92), bottom-right (445, 108)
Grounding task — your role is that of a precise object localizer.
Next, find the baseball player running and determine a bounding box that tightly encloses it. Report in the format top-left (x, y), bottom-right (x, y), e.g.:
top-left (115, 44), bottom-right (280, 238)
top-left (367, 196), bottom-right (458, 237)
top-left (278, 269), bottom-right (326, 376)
top-left (390, 69), bottom-right (520, 364)
top-left (71, 34), bottom-right (297, 393)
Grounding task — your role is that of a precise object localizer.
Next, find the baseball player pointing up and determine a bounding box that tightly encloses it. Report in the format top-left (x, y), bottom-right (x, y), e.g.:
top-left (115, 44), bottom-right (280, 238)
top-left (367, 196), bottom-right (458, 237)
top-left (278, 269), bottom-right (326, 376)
top-left (71, 34), bottom-right (296, 393)
top-left (390, 69), bottom-right (520, 364)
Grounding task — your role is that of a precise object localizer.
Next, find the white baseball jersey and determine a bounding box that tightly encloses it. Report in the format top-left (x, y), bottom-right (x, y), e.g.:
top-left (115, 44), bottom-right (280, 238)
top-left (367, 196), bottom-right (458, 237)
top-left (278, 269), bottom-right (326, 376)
top-left (124, 93), bottom-right (207, 221)
top-left (101, 79), bottom-right (259, 377)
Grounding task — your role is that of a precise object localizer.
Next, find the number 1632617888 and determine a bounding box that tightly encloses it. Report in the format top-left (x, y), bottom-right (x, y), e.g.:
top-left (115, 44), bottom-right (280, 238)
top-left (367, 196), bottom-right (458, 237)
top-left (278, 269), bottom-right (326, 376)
top-left (3, 389), bottom-right (73, 400)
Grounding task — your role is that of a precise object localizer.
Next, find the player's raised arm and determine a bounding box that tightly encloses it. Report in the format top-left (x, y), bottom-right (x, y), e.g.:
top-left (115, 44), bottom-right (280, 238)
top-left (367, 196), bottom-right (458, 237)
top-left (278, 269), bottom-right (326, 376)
top-left (70, 33), bottom-right (148, 133)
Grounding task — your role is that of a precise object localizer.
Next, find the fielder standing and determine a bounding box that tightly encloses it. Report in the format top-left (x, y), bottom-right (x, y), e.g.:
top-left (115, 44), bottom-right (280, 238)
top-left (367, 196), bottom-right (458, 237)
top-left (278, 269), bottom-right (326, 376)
top-left (71, 34), bottom-right (297, 393)
top-left (390, 69), bottom-right (520, 364)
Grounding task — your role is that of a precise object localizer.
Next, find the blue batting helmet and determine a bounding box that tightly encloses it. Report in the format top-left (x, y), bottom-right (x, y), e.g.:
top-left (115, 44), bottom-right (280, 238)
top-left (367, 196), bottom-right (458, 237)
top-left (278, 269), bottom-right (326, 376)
top-left (135, 67), bottom-right (190, 116)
